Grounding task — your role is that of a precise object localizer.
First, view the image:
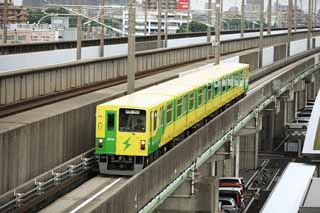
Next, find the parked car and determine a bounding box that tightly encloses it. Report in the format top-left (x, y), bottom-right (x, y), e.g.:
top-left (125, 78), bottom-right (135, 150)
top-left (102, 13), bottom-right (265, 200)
top-left (219, 177), bottom-right (246, 193)
top-left (285, 119), bottom-right (308, 129)
top-left (219, 187), bottom-right (245, 209)
top-left (219, 197), bottom-right (239, 213)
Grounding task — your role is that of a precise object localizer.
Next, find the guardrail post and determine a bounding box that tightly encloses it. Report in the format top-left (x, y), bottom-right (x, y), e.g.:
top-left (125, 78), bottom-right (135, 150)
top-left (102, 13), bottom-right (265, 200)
top-left (77, 8), bottom-right (82, 60)
top-left (128, 0), bottom-right (136, 94)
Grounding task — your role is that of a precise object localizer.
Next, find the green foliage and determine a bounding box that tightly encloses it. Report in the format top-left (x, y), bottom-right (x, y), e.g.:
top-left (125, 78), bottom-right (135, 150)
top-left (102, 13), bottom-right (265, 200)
top-left (178, 21), bottom-right (210, 33)
top-left (27, 8), bottom-right (47, 24)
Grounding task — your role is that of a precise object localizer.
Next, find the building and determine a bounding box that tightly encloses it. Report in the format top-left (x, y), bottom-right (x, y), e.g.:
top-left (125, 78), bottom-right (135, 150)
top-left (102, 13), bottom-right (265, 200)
top-left (244, 0), bottom-right (261, 23)
top-left (22, 0), bottom-right (128, 7)
top-left (121, 9), bottom-right (190, 36)
top-left (143, 0), bottom-right (178, 11)
top-left (0, 0), bottom-right (27, 24)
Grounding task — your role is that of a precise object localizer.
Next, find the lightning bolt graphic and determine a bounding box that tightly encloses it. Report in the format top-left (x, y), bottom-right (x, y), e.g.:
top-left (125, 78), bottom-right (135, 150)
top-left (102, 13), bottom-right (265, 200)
top-left (123, 137), bottom-right (131, 151)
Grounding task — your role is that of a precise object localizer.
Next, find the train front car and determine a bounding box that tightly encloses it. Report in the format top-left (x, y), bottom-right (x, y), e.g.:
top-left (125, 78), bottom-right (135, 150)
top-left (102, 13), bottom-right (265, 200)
top-left (95, 103), bottom-right (150, 175)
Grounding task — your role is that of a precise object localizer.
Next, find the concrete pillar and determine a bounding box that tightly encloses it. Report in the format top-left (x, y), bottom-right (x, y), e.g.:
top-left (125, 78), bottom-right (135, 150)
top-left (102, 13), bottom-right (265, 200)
top-left (274, 44), bottom-right (287, 62)
top-left (313, 38), bottom-right (316, 49)
top-left (215, 0), bottom-right (221, 64)
top-left (239, 51), bottom-right (259, 71)
top-left (127, 0), bottom-right (136, 94)
top-left (240, 0), bottom-right (245, 37)
top-left (259, 0), bottom-right (264, 68)
top-left (157, 157), bottom-right (224, 212)
top-left (76, 9), bottom-right (82, 60)
top-left (157, 0), bottom-right (162, 48)
top-left (236, 117), bottom-right (260, 170)
top-left (232, 137), bottom-right (240, 177)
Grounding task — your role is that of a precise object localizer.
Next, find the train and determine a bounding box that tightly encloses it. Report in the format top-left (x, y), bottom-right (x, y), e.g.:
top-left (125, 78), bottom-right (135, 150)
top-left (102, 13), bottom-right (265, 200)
top-left (95, 63), bottom-right (250, 175)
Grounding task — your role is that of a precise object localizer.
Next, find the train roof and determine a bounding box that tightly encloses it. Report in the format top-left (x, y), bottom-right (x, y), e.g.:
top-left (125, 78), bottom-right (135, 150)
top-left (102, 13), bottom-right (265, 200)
top-left (100, 93), bottom-right (172, 108)
top-left (98, 63), bottom-right (249, 109)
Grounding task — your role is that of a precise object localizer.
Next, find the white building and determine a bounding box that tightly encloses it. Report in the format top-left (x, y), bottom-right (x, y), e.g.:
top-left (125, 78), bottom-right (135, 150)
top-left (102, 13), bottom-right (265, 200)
top-left (121, 10), bottom-right (191, 36)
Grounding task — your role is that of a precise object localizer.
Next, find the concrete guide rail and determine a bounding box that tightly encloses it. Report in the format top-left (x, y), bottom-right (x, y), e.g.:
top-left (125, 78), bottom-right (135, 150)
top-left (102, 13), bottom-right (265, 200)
top-left (0, 45), bottom-right (318, 197)
top-left (0, 28), bottom-right (310, 55)
top-left (1, 30), bottom-right (320, 108)
top-left (80, 56), bottom-right (318, 213)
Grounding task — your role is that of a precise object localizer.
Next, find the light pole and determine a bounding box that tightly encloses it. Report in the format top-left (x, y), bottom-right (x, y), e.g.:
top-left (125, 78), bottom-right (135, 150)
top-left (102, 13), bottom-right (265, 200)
top-left (99, 0), bottom-right (106, 57)
top-left (207, 0), bottom-right (212, 59)
top-left (240, 0), bottom-right (245, 37)
top-left (215, 0), bottom-right (221, 64)
top-left (3, 0), bottom-right (8, 44)
top-left (164, 0), bottom-right (168, 48)
top-left (77, 7), bottom-right (82, 60)
top-left (288, 0), bottom-right (293, 56)
top-left (127, 0), bottom-right (136, 94)
top-left (258, 0), bottom-right (264, 68)
top-left (157, 0), bottom-right (162, 48)
top-left (267, 0), bottom-right (272, 35)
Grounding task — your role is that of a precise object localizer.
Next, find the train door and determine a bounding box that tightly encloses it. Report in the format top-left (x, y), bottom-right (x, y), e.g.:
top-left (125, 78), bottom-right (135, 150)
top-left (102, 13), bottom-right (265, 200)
top-left (105, 111), bottom-right (117, 154)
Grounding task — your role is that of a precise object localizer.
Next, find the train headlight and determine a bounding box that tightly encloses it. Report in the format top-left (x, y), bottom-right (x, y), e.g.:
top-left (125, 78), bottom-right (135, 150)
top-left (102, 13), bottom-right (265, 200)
top-left (98, 138), bottom-right (103, 148)
top-left (140, 140), bottom-right (146, 150)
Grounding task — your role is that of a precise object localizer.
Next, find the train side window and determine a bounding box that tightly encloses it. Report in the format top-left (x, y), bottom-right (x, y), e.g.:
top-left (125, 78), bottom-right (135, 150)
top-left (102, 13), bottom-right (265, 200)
top-left (166, 103), bottom-right (173, 124)
top-left (183, 95), bottom-right (188, 113)
top-left (153, 111), bottom-right (157, 131)
top-left (214, 81), bottom-right (219, 97)
top-left (222, 78), bottom-right (226, 92)
top-left (177, 98), bottom-right (183, 117)
top-left (160, 108), bottom-right (164, 126)
top-left (240, 70), bottom-right (244, 86)
top-left (229, 74), bottom-right (233, 88)
top-left (207, 83), bottom-right (212, 101)
top-left (189, 93), bottom-right (195, 111)
top-left (107, 113), bottom-right (114, 131)
top-left (234, 73), bottom-right (238, 86)
top-left (198, 88), bottom-right (203, 106)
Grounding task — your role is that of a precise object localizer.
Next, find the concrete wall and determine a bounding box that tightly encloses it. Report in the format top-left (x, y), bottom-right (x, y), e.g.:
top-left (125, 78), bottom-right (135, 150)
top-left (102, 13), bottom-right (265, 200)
top-left (239, 51), bottom-right (259, 71)
top-left (274, 44), bottom-right (287, 62)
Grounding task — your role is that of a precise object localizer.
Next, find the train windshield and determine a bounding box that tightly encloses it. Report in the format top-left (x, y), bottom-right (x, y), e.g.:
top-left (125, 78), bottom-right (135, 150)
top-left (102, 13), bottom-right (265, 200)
top-left (119, 108), bottom-right (146, 132)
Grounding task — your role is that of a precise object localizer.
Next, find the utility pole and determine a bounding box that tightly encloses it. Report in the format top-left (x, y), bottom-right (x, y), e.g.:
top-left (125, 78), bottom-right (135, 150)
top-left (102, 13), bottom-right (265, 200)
top-left (77, 8), bottom-right (82, 60)
top-left (308, 0), bottom-right (312, 49)
top-left (294, 0), bottom-right (297, 31)
top-left (144, 0), bottom-right (148, 35)
top-left (215, 0), bottom-right (221, 64)
top-left (127, 0), bottom-right (136, 94)
top-left (207, 0), bottom-right (212, 59)
top-left (314, 0), bottom-right (317, 28)
top-left (164, 0), bottom-right (168, 48)
top-left (3, 0), bottom-right (8, 44)
top-left (258, 0), bottom-right (264, 68)
top-left (267, 0), bottom-right (272, 35)
top-left (157, 0), bottom-right (162, 48)
top-left (288, 0), bottom-right (293, 56)
top-left (187, 0), bottom-right (190, 32)
top-left (99, 0), bottom-right (106, 57)
top-left (240, 0), bottom-right (245, 37)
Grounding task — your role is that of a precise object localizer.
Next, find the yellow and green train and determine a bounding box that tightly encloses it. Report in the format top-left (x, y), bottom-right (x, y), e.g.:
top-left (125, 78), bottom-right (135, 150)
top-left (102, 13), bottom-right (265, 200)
top-left (95, 63), bottom-right (250, 175)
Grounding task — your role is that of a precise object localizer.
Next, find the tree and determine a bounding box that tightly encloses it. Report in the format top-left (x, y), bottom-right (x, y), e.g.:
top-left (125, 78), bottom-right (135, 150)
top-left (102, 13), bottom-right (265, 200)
top-left (178, 21), bottom-right (212, 33)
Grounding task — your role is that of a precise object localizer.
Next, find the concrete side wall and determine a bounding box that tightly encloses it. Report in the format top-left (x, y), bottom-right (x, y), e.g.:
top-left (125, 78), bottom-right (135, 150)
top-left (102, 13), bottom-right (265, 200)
top-left (239, 134), bottom-right (256, 170)
top-left (274, 44), bottom-right (287, 62)
top-left (239, 51), bottom-right (259, 71)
